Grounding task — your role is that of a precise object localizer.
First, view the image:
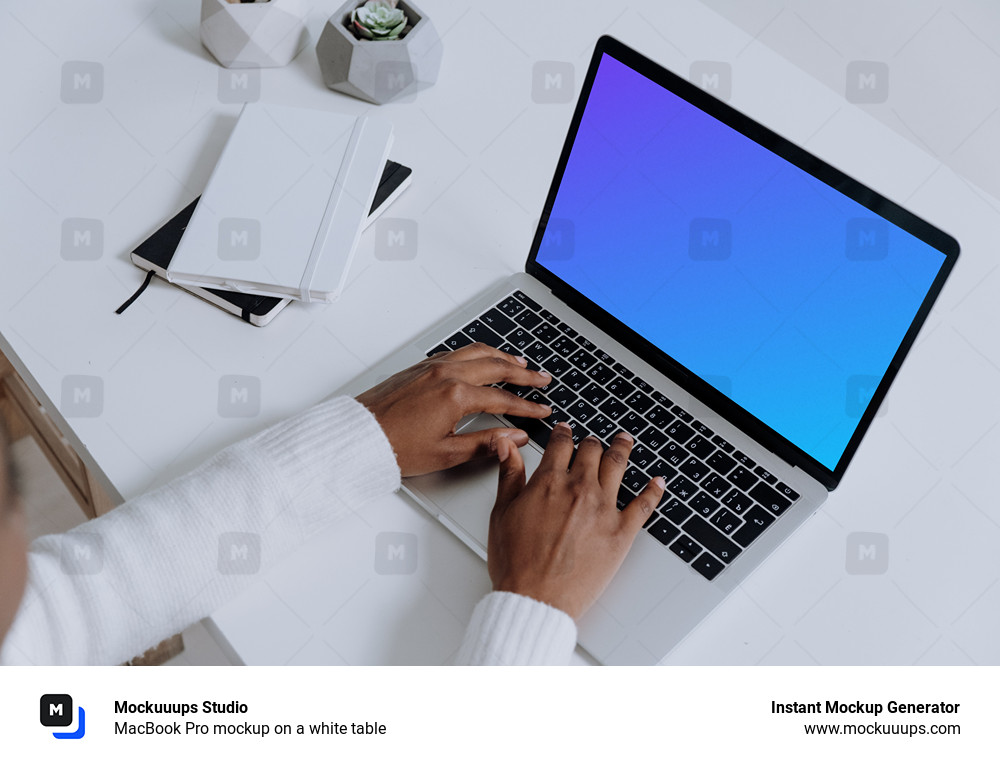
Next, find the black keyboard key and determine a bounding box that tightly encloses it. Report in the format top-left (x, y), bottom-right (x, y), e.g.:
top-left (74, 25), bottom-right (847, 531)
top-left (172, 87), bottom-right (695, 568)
top-left (611, 362), bottom-right (633, 380)
top-left (619, 412), bottom-right (647, 437)
top-left (547, 385), bottom-right (577, 409)
top-left (753, 465), bottom-right (776, 483)
top-left (643, 511), bottom-right (660, 529)
top-left (606, 376), bottom-right (635, 399)
top-left (646, 405), bottom-right (674, 429)
top-left (692, 420), bottom-right (713, 436)
top-left (539, 309), bottom-right (559, 324)
top-left (686, 435), bottom-right (715, 460)
top-left (513, 308), bottom-right (543, 331)
top-left (567, 399), bottom-right (598, 423)
top-left (711, 434), bottom-right (735, 453)
top-left (671, 405), bottom-right (693, 422)
top-left (678, 456), bottom-right (710, 482)
top-left (568, 349), bottom-right (597, 371)
top-left (598, 397), bottom-right (630, 421)
top-left (444, 332), bottom-right (474, 350)
top-left (589, 414), bottom-right (618, 442)
top-left (577, 336), bottom-right (596, 352)
top-left (733, 450), bottom-right (756, 468)
top-left (662, 498), bottom-right (690, 525)
top-left (639, 426), bottom-right (669, 453)
top-left (665, 421), bottom-right (695, 444)
top-left (729, 465), bottom-right (757, 491)
top-left (647, 458), bottom-right (678, 483)
top-left (628, 442), bottom-right (656, 471)
top-left (542, 355), bottom-right (571, 379)
top-left (498, 342), bottom-right (518, 356)
top-left (427, 344), bottom-right (449, 356)
top-left (506, 415), bottom-right (552, 448)
top-left (707, 450), bottom-right (737, 475)
top-left (689, 491), bottom-right (720, 517)
top-left (550, 334), bottom-right (579, 357)
top-left (498, 296), bottom-right (525, 317)
top-left (732, 505), bottom-right (775, 547)
top-left (670, 535), bottom-right (702, 562)
top-left (661, 441), bottom-right (689, 467)
top-left (667, 475), bottom-right (697, 501)
top-left (556, 322), bottom-right (577, 338)
top-left (692, 552), bottom-right (725, 580)
top-left (522, 340), bottom-right (553, 365)
top-left (480, 308), bottom-right (516, 335)
top-left (749, 483), bottom-right (793, 515)
top-left (652, 390), bottom-right (673, 407)
top-left (625, 390), bottom-right (655, 415)
top-left (720, 488), bottom-right (753, 515)
top-left (507, 328), bottom-right (532, 349)
top-left (579, 383), bottom-right (609, 407)
top-left (534, 322), bottom-right (560, 344)
top-left (617, 485), bottom-right (636, 510)
top-left (622, 466), bottom-right (648, 494)
top-left (513, 290), bottom-right (541, 311)
top-left (776, 482), bottom-right (800, 501)
top-left (682, 516), bottom-right (741, 563)
top-left (633, 377), bottom-right (652, 393)
top-left (648, 518), bottom-right (681, 546)
top-left (561, 369), bottom-right (589, 391)
top-left (587, 363), bottom-right (616, 386)
top-left (701, 472), bottom-right (732, 499)
top-left (710, 508), bottom-right (742, 535)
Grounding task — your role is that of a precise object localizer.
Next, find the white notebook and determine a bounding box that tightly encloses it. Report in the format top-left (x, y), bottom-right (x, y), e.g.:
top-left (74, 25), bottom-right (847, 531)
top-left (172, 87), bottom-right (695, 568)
top-left (167, 103), bottom-right (393, 302)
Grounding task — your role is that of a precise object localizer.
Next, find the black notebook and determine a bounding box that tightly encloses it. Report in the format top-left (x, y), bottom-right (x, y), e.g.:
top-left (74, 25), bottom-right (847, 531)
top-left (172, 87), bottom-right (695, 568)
top-left (125, 160), bottom-right (412, 326)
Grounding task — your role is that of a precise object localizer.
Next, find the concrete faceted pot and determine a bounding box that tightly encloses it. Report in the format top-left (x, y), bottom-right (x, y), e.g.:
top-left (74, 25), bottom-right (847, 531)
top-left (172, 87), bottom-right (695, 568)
top-left (316, 0), bottom-right (442, 104)
top-left (201, 0), bottom-right (308, 69)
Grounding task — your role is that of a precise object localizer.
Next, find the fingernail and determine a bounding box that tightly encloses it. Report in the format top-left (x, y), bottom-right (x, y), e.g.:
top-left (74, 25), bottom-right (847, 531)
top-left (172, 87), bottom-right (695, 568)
top-left (540, 370), bottom-right (552, 379)
top-left (554, 421), bottom-right (570, 431)
top-left (615, 430), bottom-right (633, 442)
top-left (515, 356), bottom-right (528, 365)
top-left (653, 476), bottom-right (666, 489)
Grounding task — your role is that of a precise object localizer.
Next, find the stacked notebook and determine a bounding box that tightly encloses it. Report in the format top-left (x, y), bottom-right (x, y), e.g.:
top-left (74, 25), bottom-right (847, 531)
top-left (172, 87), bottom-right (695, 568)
top-left (125, 103), bottom-right (411, 326)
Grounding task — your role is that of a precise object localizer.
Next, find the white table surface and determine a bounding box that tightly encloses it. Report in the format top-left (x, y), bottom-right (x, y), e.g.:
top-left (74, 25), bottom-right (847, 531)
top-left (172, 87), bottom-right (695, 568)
top-left (2, 0), bottom-right (998, 665)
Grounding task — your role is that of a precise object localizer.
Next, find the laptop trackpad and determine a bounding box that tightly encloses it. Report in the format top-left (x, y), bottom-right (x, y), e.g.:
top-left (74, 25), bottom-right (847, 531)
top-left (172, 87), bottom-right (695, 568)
top-left (404, 414), bottom-right (544, 552)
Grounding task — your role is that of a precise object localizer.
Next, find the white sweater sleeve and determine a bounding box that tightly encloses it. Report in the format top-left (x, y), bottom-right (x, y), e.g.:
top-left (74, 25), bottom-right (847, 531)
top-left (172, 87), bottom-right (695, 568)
top-left (0, 396), bottom-right (399, 666)
top-left (454, 591), bottom-right (577, 665)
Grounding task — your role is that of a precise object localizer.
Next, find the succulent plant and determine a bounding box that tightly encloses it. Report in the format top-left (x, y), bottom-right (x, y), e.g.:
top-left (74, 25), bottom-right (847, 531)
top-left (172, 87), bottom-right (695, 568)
top-left (350, 0), bottom-right (408, 41)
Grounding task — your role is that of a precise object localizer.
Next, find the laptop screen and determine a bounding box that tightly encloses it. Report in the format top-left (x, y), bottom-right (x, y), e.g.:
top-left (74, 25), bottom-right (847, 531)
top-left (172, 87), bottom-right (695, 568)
top-left (532, 48), bottom-right (955, 477)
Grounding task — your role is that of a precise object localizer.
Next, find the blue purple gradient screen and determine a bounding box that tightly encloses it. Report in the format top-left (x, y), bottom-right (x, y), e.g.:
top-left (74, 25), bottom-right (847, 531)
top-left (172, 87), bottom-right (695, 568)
top-left (535, 53), bottom-right (946, 470)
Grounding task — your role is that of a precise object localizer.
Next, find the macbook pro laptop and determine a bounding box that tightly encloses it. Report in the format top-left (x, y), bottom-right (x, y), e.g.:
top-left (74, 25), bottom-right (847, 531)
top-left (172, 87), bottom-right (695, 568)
top-left (341, 36), bottom-right (959, 664)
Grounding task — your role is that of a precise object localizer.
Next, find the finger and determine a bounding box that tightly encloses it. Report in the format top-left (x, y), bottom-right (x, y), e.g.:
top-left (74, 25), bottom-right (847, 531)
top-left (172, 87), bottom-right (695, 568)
top-left (621, 476), bottom-right (666, 534)
top-left (453, 383), bottom-right (552, 419)
top-left (446, 341), bottom-right (525, 366)
top-left (446, 356), bottom-right (552, 388)
top-left (447, 427), bottom-right (530, 467)
top-left (536, 422), bottom-right (576, 474)
top-left (493, 436), bottom-right (526, 514)
top-left (570, 434), bottom-right (604, 476)
top-left (598, 431), bottom-right (634, 489)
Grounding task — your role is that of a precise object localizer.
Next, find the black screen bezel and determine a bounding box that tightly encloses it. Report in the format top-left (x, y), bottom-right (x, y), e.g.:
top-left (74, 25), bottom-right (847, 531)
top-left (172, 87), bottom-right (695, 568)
top-left (525, 36), bottom-right (960, 490)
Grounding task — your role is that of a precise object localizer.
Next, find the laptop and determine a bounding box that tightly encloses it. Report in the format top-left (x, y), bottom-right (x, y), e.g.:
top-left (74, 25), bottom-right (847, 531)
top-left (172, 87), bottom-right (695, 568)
top-left (340, 36), bottom-right (959, 664)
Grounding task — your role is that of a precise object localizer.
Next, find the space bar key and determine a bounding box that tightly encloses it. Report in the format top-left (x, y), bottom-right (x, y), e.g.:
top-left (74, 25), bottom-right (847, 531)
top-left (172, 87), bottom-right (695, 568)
top-left (505, 416), bottom-right (553, 448)
top-left (682, 516), bottom-right (741, 564)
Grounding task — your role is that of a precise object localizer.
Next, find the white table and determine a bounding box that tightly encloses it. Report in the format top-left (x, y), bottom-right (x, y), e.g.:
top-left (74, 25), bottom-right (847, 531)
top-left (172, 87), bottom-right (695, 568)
top-left (2, 0), bottom-right (998, 665)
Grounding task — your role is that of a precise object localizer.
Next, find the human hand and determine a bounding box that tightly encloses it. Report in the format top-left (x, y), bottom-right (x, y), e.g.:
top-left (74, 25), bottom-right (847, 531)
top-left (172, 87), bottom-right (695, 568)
top-left (487, 424), bottom-right (665, 620)
top-left (356, 343), bottom-right (552, 477)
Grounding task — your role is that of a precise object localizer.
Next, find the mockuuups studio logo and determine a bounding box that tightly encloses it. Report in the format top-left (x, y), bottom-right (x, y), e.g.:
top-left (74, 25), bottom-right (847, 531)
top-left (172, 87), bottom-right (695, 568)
top-left (61, 218), bottom-right (103, 261)
top-left (846, 218), bottom-right (888, 260)
top-left (218, 218), bottom-right (261, 260)
top-left (846, 61), bottom-right (888, 104)
top-left (689, 218), bottom-right (731, 260)
top-left (61, 62), bottom-right (103, 104)
top-left (61, 375), bottom-right (104, 418)
top-left (374, 532), bottom-right (418, 575)
top-left (40, 694), bottom-right (86, 739)
top-left (218, 67), bottom-right (261, 103)
top-left (532, 61), bottom-right (574, 103)
top-left (375, 218), bottom-right (418, 260)
top-left (846, 374), bottom-right (884, 418)
top-left (538, 217), bottom-right (574, 261)
top-left (218, 375), bottom-right (261, 418)
top-left (218, 532), bottom-right (261, 575)
top-left (375, 60), bottom-right (416, 103)
top-left (845, 531), bottom-right (889, 575)
top-left (60, 534), bottom-right (104, 575)
top-left (689, 61), bottom-right (731, 101)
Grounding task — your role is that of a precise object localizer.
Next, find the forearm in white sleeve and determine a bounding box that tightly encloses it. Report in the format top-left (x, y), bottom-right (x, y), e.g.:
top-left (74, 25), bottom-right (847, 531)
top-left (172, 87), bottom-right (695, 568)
top-left (454, 591), bottom-right (577, 665)
top-left (0, 396), bottom-right (399, 665)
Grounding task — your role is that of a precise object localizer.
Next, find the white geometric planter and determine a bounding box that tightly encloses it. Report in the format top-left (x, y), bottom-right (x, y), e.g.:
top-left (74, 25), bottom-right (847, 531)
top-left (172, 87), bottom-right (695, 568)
top-left (201, 0), bottom-right (309, 69)
top-left (316, 0), bottom-right (442, 104)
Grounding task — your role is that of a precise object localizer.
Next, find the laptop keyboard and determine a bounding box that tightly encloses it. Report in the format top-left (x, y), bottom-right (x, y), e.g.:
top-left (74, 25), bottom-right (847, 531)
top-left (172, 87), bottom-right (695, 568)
top-left (426, 290), bottom-right (800, 581)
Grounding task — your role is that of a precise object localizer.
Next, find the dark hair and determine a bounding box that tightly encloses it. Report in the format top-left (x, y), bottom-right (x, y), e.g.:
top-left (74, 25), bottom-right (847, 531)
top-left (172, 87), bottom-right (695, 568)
top-left (0, 414), bottom-right (19, 509)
